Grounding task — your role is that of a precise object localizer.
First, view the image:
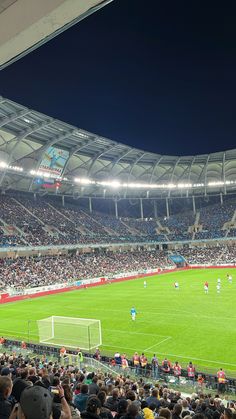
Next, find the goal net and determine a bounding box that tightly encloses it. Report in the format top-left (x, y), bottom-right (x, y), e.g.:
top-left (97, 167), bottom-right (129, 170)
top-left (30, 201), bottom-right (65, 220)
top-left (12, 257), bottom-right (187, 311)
top-left (37, 316), bottom-right (102, 350)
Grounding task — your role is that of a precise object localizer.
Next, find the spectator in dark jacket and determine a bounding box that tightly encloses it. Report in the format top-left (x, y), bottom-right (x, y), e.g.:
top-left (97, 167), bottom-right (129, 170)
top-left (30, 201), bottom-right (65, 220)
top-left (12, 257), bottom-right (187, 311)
top-left (0, 376), bottom-right (12, 419)
top-left (81, 396), bottom-right (102, 419)
top-left (74, 384), bottom-right (89, 412)
top-left (115, 399), bottom-right (129, 419)
top-left (172, 403), bottom-right (182, 419)
top-left (120, 404), bottom-right (139, 419)
top-left (105, 388), bottom-right (120, 412)
top-left (97, 391), bottom-right (113, 419)
top-left (89, 377), bottom-right (100, 395)
top-left (146, 389), bottom-right (160, 409)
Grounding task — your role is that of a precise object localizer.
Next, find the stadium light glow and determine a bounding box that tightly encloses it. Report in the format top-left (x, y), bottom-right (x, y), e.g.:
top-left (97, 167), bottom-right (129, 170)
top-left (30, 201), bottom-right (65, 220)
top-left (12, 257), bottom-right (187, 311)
top-left (74, 178), bottom-right (95, 185)
top-left (73, 176), bottom-right (236, 190)
top-left (0, 161), bottom-right (23, 172)
top-left (30, 170), bottom-right (63, 180)
top-left (1, 162), bottom-right (236, 191)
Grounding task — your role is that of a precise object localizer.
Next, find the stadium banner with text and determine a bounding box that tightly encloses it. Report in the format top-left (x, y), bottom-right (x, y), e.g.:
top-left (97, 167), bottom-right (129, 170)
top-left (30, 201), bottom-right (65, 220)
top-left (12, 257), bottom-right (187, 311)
top-left (39, 146), bottom-right (69, 176)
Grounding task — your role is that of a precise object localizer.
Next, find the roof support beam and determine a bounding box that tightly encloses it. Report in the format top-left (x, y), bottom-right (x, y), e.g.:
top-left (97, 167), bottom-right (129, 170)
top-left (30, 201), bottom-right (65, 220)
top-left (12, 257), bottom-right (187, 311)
top-left (170, 158), bottom-right (181, 183)
top-left (61, 137), bottom-right (98, 176)
top-left (149, 156), bottom-right (164, 183)
top-left (87, 144), bottom-right (121, 176)
top-left (204, 155), bottom-right (210, 195)
top-left (0, 120), bottom-right (52, 187)
top-left (0, 109), bottom-right (30, 128)
top-left (127, 153), bottom-right (147, 182)
top-left (222, 152), bottom-right (226, 194)
top-left (108, 149), bottom-right (134, 172)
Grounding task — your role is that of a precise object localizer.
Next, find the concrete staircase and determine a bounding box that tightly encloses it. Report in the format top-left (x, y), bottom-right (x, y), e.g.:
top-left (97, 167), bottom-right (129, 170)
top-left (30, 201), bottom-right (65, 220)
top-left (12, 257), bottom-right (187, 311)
top-left (47, 203), bottom-right (88, 235)
top-left (120, 220), bottom-right (140, 235)
top-left (12, 197), bottom-right (45, 226)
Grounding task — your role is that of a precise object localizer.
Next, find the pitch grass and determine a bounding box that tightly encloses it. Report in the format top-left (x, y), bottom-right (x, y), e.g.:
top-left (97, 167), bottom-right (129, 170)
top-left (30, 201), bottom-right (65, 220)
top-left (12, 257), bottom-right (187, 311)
top-left (0, 268), bottom-right (236, 375)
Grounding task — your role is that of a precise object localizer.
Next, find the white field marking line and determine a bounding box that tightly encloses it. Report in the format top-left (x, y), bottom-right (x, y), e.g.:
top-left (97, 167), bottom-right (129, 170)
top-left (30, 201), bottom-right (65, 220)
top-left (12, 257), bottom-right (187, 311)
top-left (102, 328), bottom-right (170, 338)
top-left (149, 351), bottom-right (236, 367)
top-left (101, 344), bottom-right (236, 367)
top-left (102, 344), bottom-right (144, 352)
top-left (70, 307), bottom-right (236, 322)
top-left (0, 329), bottom-right (29, 336)
top-left (144, 337), bottom-right (172, 352)
top-left (0, 328), bottom-right (38, 335)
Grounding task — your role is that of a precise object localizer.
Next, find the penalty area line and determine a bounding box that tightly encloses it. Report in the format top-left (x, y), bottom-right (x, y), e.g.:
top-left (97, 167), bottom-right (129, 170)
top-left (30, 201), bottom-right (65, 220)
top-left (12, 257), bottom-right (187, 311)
top-left (144, 337), bottom-right (172, 352)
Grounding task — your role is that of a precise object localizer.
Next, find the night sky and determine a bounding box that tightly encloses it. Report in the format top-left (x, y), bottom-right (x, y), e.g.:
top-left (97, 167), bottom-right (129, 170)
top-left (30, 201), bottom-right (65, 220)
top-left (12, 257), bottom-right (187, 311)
top-left (0, 0), bottom-right (236, 156)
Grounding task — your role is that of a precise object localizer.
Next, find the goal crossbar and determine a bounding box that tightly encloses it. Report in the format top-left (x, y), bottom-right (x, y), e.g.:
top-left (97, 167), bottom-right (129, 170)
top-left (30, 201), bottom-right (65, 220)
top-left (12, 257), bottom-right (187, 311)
top-left (37, 316), bottom-right (102, 350)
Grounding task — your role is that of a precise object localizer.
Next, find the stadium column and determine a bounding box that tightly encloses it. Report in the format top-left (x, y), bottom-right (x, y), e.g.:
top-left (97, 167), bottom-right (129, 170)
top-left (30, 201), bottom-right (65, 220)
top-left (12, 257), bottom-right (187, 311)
top-left (220, 193), bottom-right (223, 205)
top-left (62, 195), bottom-right (65, 207)
top-left (192, 196), bottom-right (196, 214)
top-left (140, 198), bottom-right (144, 220)
top-left (153, 200), bottom-right (157, 218)
top-left (89, 197), bottom-right (92, 213)
top-left (114, 198), bottom-right (118, 219)
top-left (166, 197), bottom-right (169, 218)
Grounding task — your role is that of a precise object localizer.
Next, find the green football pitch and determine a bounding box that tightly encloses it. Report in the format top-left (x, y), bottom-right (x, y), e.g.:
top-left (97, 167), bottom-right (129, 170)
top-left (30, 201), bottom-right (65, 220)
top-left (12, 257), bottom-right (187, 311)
top-left (0, 268), bottom-right (236, 375)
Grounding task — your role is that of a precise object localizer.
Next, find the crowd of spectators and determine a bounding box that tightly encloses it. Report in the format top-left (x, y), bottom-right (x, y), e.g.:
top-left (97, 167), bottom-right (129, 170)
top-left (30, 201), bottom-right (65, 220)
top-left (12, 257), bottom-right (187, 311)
top-left (0, 196), bottom-right (166, 247)
top-left (0, 250), bottom-right (174, 290)
top-left (195, 201), bottom-right (235, 240)
top-left (0, 242), bottom-right (235, 291)
top-left (161, 212), bottom-right (195, 242)
top-left (0, 350), bottom-right (235, 419)
top-left (180, 244), bottom-right (236, 265)
top-left (0, 194), bottom-right (235, 248)
top-left (0, 243), bottom-right (235, 291)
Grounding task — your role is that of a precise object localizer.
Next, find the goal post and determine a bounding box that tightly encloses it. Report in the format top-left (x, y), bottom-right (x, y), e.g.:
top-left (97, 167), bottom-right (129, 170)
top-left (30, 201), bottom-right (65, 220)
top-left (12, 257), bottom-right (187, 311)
top-left (37, 316), bottom-right (102, 350)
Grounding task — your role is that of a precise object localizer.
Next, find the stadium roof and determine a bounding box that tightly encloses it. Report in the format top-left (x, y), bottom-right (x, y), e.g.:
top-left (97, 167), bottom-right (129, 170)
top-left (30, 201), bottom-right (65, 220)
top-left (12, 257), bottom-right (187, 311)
top-left (0, 0), bottom-right (113, 70)
top-left (0, 96), bottom-right (236, 199)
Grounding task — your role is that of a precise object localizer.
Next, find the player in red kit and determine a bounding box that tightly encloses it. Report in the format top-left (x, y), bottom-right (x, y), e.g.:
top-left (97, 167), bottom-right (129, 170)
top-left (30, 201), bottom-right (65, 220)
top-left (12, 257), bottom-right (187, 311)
top-left (204, 281), bottom-right (209, 294)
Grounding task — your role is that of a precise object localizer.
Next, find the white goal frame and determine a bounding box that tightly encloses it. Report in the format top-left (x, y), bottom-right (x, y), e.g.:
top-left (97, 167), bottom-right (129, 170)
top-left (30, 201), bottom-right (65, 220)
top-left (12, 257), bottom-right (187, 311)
top-left (37, 316), bottom-right (102, 350)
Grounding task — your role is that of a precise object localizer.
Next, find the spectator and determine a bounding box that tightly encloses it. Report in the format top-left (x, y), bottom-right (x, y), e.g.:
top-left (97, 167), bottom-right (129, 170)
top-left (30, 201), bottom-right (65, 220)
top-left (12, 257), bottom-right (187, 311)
top-left (0, 376), bottom-right (12, 419)
top-left (63, 384), bottom-right (80, 418)
top-left (105, 389), bottom-right (120, 413)
top-left (115, 399), bottom-right (129, 419)
top-left (17, 384), bottom-right (71, 419)
top-left (81, 396), bottom-right (102, 419)
top-left (141, 401), bottom-right (154, 419)
top-left (120, 404), bottom-right (139, 419)
top-left (97, 391), bottom-right (113, 419)
top-left (89, 377), bottom-right (100, 396)
top-left (74, 384), bottom-right (89, 412)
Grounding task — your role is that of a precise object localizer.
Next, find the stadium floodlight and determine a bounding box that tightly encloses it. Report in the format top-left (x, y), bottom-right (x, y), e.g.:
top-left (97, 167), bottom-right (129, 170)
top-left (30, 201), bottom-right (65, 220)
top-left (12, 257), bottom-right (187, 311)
top-left (74, 177), bottom-right (95, 185)
top-left (0, 161), bottom-right (23, 172)
top-left (1, 161), bottom-right (236, 191)
top-left (37, 316), bottom-right (102, 350)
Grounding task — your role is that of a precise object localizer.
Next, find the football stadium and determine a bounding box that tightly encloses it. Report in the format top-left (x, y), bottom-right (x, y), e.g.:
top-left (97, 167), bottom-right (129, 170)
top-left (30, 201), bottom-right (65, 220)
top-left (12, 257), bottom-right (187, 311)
top-left (0, 1), bottom-right (236, 418)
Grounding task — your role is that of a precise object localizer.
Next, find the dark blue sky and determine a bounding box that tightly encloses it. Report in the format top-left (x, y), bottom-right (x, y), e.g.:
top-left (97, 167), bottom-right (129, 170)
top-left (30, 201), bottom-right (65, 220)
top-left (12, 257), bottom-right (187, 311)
top-left (0, 0), bottom-right (236, 156)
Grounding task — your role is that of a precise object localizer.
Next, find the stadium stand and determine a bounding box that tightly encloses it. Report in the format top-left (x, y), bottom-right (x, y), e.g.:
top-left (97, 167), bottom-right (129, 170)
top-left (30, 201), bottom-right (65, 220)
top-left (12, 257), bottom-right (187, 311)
top-left (0, 250), bottom-right (173, 290)
top-left (195, 199), bottom-right (236, 240)
top-left (180, 243), bottom-right (236, 265)
top-left (0, 193), bottom-right (235, 247)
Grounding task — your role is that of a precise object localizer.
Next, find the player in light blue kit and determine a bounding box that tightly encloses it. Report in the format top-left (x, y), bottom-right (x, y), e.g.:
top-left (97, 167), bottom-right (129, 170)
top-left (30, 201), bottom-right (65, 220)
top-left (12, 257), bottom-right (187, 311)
top-left (130, 307), bottom-right (137, 321)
